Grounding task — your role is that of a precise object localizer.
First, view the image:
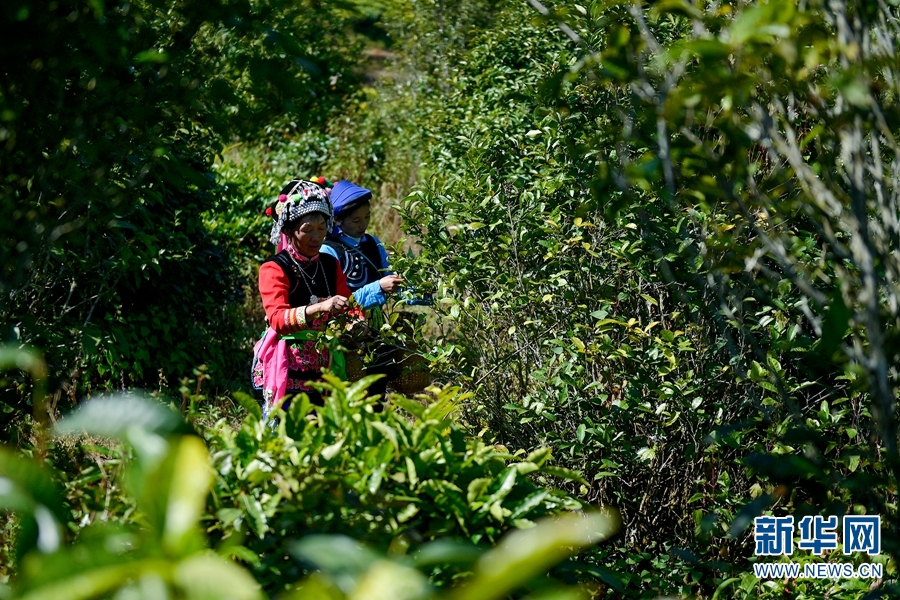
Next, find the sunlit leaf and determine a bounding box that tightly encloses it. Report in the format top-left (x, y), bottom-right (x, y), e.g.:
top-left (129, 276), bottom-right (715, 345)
top-left (450, 510), bottom-right (620, 600)
top-left (163, 437), bottom-right (213, 556)
top-left (173, 553), bottom-right (264, 600)
top-left (55, 394), bottom-right (192, 439)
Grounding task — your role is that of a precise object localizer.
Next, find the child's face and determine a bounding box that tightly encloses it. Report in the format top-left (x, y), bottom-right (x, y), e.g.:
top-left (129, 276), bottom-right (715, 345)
top-left (339, 203), bottom-right (371, 238)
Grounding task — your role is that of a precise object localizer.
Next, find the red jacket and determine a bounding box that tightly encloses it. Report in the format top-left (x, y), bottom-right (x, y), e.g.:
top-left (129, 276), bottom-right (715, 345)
top-left (259, 254), bottom-right (351, 335)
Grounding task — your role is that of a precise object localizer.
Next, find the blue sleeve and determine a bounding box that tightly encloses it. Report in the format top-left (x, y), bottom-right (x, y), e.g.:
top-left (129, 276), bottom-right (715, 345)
top-left (353, 280), bottom-right (387, 308)
top-left (370, 235), bottom-right (392, 274)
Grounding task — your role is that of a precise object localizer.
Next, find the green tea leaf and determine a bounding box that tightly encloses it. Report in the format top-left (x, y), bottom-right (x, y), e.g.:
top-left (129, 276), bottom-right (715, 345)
top-left (55, 394), bottom-right (191, 438)
top-left (451, 510), bottom-right (620, 600)
top-left (539, 466), bottom-right (588, 486)
top-left (233, 391), bottom-right (262, 423)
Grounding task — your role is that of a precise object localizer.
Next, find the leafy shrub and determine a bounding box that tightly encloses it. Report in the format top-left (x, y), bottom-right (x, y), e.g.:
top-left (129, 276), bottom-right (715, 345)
top-left (0, 391), bottom-right (263, 600)
top-left (286, 508), bottom-right (619, 600)
top-left (385, 0), bottom-right (752, 558)
top-left (206, 376), bottom-right (587, 593)
top-left (0, 0), bottom-right (370, 414)
top-left (557, 0), bottom-right (900, 576)
top-left (344, 0), bottom-right (900, 596)
top-left (0, 348), bottom-right (612, 599)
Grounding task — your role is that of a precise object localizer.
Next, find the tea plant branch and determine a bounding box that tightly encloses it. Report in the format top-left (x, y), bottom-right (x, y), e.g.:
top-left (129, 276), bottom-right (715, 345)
top-left (0, 345), bottom-right (49, 459)
top-left (472, 316), bottom-right (572, 388)
top-left (524, 0), bottom-right (587, 48)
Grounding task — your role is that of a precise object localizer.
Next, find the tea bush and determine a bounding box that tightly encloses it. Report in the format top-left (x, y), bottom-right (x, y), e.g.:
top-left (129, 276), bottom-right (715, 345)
top-left (0, 349), bottom-right (610, 598)
top-left (385, 0), bottom-right (753, 556)
top-left (348, 0), bottom-right (900, 596)
top-left (207, 377), bottom-right (589, 594)
top-left (3, 0), bottom-right (900, 597)
top-left (0, 391), bottom-right (263, 600)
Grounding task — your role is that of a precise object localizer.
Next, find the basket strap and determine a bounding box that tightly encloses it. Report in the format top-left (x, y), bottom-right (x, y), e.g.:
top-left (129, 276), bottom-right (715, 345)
top-left (279, 330), bottom-right (319, 342)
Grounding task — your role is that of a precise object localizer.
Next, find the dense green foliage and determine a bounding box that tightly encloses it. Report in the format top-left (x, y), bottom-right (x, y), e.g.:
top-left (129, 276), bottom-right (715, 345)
top-left (344, 0), bottom-right (900, 596)
top-left (3, 0), bottom-right (900, 597)
top-left (208, 378), bottom-right (587, 593)
top-left (0, 0), bottom-right (365, 419)
top-left (0, 349), bottom-right (608, 599)
top-left (1, 391), bottom-right (262, 600)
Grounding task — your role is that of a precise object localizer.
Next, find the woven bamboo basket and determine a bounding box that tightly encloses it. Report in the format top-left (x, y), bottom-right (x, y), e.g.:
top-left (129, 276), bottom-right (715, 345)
top-left (344, 353), bottom-right (366, 382)
top-left (385, 307), bottom-right (432, 394)
top-left (389, 351), bottom-right (431, 395)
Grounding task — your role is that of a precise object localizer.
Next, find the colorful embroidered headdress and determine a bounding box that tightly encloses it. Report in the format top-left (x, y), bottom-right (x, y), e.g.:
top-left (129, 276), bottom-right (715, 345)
top-left (266, 178), bottom-right (334, 245)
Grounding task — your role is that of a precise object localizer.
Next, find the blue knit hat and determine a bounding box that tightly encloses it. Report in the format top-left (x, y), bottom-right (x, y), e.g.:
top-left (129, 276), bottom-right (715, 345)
top-left (331, 180), bottom-right (373, 219)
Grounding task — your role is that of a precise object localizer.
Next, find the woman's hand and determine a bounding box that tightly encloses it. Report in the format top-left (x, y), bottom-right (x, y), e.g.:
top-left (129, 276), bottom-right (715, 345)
top-left (306, 295), bottom-right (350, 320)
top-left (320, 295), bottom-right (350, 313)
top-left (379, 275), bottom-right (404, 294)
